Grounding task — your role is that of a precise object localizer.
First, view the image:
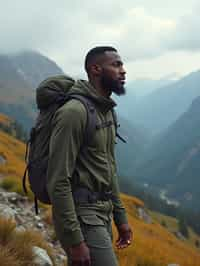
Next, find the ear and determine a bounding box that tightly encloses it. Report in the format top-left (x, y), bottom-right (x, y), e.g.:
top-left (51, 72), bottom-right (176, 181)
top-left (90, 64), bottom-right (102, 75)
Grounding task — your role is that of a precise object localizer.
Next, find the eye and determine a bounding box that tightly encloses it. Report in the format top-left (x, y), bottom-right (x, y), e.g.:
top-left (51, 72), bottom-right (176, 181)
top-left (112, 61), bottom-right (122, 67)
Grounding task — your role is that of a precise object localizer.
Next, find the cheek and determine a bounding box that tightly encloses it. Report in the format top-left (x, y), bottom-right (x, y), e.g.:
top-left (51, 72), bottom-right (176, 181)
top-left (102, 67), bottom-right (118, 80)
top-left (109, 69), bottom-right (118, 79)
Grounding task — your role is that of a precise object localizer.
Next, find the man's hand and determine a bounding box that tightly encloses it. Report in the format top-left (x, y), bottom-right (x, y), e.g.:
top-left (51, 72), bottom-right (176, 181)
top-left (68, 241), bottom-right (91, 266)
top-left (116, 223), bottom-right (133, 249)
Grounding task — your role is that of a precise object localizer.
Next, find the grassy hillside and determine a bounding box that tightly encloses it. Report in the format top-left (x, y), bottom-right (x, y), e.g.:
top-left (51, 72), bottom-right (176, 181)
top-left (0, 217), bottom-right (57, 266)
top-left (0, 113), bottom-right (11, 125)
top-left (0, 121), bottom-right (26, 193)
top-left (0, 120), bottom-right (200, 266)
top-left (149, 210), bottom-right (200, 247)
top-left (113, 194), bottom-right (200, 266)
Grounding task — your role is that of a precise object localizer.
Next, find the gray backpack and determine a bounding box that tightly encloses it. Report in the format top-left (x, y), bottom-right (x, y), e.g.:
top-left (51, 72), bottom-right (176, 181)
top-left (22, 75), bottom-right (124, 213)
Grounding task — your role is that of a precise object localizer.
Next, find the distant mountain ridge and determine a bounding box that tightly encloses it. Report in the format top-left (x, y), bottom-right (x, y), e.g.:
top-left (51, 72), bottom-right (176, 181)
top-left (8, 51), bottom-right (64, 88)
top-left (113, 77), bottom-right (175, 125)
top-left (127, 70), bottom-right (200, 135)
top-left (0, 51), bottom-right (64, 129)
top-left (0, 51), bottom-right (63, 89)
top-left (135, 96), bottom-right (200, 209)
top-left (116, 116), bottom-right (149, 176)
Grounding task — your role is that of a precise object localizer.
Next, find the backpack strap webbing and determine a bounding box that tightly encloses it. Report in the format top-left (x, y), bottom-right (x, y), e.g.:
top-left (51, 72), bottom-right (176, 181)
top-left (69, 95), bottom-right (97, 146)
top-left (22, 139), bottom-right (31, 195)
top-left (34, 196), bottom-right (39, 215)
top-left (111, 109), bottom-right (127, 143)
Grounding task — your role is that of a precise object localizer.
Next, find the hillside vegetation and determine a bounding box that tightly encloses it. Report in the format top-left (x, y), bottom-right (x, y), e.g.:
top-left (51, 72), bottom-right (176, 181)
top-left (113, 194), bottom-right (200, 266)
top-left (0, 113), bottom-right (27, 142)
top-left (0, 216), bottom-right (56, 266)
top-left (0, 113), bottom-right (10, 125)
top-left (0, 118), bottom-right (200, 265)
top-left (0, 127), bottom-right (25, 185)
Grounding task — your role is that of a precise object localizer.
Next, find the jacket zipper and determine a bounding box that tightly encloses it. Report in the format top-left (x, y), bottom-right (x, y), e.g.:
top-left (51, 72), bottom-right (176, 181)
top-left (106, 112), bottom-right (112, 183)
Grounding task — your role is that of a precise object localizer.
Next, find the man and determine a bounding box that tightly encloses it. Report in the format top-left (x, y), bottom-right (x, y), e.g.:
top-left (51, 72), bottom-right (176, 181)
top-left (47, 46), bottom-right (133, 266)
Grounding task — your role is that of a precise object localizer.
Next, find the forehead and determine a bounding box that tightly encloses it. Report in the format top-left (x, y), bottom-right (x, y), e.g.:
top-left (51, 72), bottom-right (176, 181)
top-left (102, 51), bottom-right (122, 63)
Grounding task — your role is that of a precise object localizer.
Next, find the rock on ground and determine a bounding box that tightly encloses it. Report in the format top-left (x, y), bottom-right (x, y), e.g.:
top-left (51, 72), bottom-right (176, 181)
top-left (33, 246), bottom-right (53, 266)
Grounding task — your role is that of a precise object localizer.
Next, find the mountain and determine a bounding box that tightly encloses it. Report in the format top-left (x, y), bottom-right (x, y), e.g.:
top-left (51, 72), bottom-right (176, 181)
top-left (0, 51), bottom-right (64, 130)
top-left (0, 50), bottom-right (63, 89)
top-left (115, 116), bottom-right (149, 177)
top-left (128, 70), bottom-right (200, 135)
top-left (135, 96), bottom-right (200, 210)
top-left (127, 75), bottom-right (176, 98)
top-left (8, 51), bottom-right (64, 88)
top-left (113, 76), bottom-right (175, 125)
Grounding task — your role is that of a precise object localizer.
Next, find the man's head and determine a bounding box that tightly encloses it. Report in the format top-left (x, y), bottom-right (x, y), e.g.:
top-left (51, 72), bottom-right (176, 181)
top-left (85, 46), bottom-right (126, 95)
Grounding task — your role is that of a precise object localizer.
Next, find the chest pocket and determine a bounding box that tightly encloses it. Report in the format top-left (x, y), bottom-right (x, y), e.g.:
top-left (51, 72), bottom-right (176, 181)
top-left (88, 111), bottom-right (116, 152)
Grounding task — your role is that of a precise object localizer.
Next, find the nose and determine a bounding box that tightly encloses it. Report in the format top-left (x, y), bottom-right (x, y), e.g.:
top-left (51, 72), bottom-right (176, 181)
top-left (120, 65), bottom-right (126, 76)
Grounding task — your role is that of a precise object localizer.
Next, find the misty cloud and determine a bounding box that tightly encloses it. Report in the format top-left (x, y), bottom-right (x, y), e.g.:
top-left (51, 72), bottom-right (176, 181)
top-left (165, 6), bottom-right (200, 52)
top-left (0, 0), bottom-right (200, 78)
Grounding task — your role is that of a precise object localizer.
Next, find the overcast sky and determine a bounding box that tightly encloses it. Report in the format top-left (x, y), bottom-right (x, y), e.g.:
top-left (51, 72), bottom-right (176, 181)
top-left (1, 0), bottom-right (200, 80)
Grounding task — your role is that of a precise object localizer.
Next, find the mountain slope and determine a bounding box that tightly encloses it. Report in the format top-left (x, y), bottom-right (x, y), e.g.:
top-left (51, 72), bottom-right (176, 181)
top-left (9, 51), bottom-right (64, 88)
top-left (116, 116), bottom-right (149, 177)
top-left (114, 77), bottom-right (175, 122)
top-left (0, 122), bottom-right (25, 180)
top-left (135, 96), bottom-right (200, 209)
top-left (115, 194), bottom-right (200, 266)
top-left (0, 51), bottom-right (64, 130)
top-left (131, 70), bottom-right (200, 134)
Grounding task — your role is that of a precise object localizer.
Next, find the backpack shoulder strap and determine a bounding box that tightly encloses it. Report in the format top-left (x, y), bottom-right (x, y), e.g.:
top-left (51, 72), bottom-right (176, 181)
top-left (111, 108), bottom-right (118, 132)
top-left (111, 108), bottom-right (127, 143)
top-left (69, 95), bottom-right (97, 146)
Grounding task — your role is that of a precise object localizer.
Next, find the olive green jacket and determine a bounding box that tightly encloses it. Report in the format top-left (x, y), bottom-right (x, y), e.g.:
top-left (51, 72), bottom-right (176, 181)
top-left (47, 80), bottom-right (128, 249)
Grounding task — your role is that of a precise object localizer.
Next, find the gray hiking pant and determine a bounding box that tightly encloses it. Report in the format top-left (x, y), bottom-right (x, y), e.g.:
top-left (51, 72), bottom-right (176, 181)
top-left (67, 214), bottom-right (119, 266)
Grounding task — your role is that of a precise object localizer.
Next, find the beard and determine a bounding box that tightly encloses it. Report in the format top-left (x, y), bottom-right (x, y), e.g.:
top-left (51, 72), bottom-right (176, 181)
top-left (100, 73), bottom-right (126, 96)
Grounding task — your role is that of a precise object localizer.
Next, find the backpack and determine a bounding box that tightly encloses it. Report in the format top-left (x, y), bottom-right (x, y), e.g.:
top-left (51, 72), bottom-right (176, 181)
top-left (22, 75), bottom-right (125, 213)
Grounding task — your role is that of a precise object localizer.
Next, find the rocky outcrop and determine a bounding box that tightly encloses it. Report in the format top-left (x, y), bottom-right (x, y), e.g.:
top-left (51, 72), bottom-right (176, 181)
top-left (33, 246), bottom-right (53, 266)
top-left (0, 155), bottom-right (6, 165)
top-left (0, 203), bottom-right (16, 220)
top-left (137, 207), bottom-right (152, 224)
top-left (0, 188), bottom-right (67, 266)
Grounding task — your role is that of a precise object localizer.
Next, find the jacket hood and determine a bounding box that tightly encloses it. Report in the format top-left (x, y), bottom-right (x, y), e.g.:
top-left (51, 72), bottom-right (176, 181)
top-left (70, 80), bottom-right (116, 112)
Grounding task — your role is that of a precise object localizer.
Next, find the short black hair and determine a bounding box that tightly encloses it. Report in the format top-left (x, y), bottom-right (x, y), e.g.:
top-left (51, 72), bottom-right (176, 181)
top-left (85, 46), bottom-right (117, 73)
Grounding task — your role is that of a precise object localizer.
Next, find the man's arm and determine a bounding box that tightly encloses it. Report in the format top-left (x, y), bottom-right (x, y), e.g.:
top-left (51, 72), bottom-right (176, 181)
top-left (111, 174), bottom-right (128, 226)
top-left (47, 100), bottom-right (86, 248)
top-left (111, 174), bottom-right (133, 249)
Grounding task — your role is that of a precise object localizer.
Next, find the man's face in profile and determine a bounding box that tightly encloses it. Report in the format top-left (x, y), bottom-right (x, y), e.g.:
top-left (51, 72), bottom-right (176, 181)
top-left (100, 51), bottom-right (126, 96)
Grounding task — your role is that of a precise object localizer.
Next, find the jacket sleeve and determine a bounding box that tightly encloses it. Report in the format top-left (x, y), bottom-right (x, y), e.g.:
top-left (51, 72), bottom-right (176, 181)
top-left (111, 174), bottom-right (128, 226)
top-left (47, 100), bottom-right (87, 249)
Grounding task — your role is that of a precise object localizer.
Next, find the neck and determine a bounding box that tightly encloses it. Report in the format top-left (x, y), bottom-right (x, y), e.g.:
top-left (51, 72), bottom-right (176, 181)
top-left (89, 78), bottom-right (111, 98)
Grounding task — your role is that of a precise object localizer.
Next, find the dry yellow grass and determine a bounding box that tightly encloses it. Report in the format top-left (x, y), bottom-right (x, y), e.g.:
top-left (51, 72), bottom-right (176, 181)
top-left (113, 194), bottom-right (200, 266)
top-left (0, 216), bottom-right (16, 245)
top-left (0, 113), bottom-right (12, 126)
top-left (0, 217), bottom-right (56, 266)
top-left (150, 210), bottom-right (200, 248)
top-left (43, 207), bottom-right (53, 225)
top-left (0, 247), bottom-right (23, 266)
top-left (0, 130), bottom-right (26, 178)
